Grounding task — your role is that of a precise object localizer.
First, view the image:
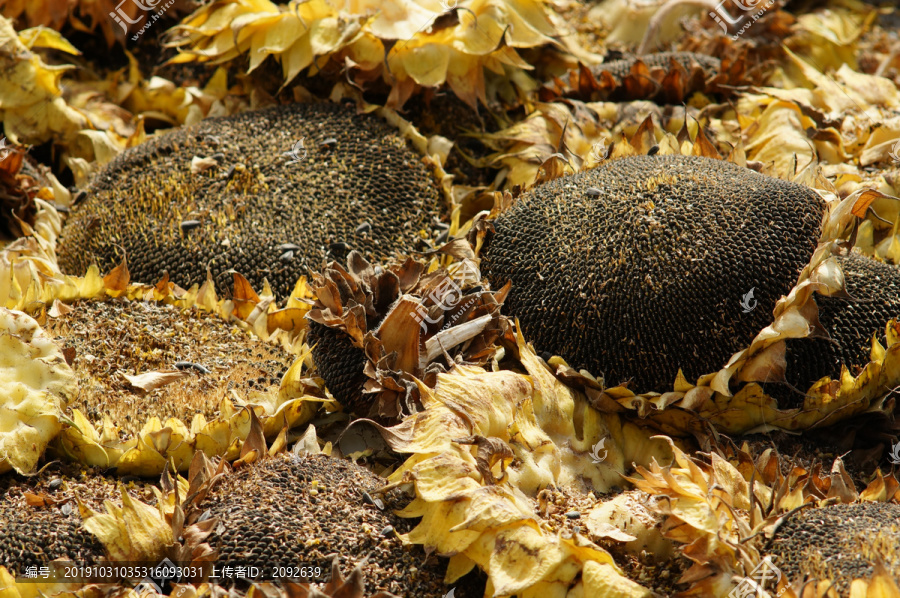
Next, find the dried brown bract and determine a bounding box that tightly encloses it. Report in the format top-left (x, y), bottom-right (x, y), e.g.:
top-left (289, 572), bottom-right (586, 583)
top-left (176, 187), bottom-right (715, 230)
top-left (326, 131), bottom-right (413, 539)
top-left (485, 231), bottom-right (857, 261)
top-left (307, 250), bottom-right (510, 420)
top-left (539, 51), bottom-right (751, 104)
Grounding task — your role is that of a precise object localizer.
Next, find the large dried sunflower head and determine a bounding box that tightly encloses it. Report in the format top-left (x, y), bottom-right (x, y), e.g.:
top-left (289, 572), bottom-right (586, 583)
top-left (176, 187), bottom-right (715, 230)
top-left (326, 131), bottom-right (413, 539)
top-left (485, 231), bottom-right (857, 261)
top-left (768, 501), bottom-right (900, 594)
top-left (3, 198), bottom-right (323, 476)
top-left (772, 252), bottom-right (900, 404)
top-left (56, 103), bottom-right (445, 301)
top-left (180, 449), bottom-right (463, 597)
top-left (468, 119), bottom-right (900, 437)
top-left (479, 154), bottom-right (826, 393)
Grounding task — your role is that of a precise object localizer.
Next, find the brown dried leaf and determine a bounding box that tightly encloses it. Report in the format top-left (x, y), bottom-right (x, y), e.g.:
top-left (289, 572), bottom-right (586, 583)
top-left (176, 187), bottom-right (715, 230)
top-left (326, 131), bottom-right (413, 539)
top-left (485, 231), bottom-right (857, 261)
top-left (61, 346), bottom-right (76, 366)
top-left (48, 299), bottom-right (74, 318)
top-left (103, 259), bottom-right (130, 295)
top-left (623, 60), bottom-right (658, 99)
top-left (850, 189), bottom-right (887, 218)
top-left (154, 271), bottom-right (172, 295)
top-left (395, 257), bottom-right (426, 292)
top-left (436, 238), bottom-right (477, 261)
top-left (825, 457), bottom-right (858, 503)
top-left (534, 153), bottom-right (573, 186)
top-left (374, 295), bottom-right (424, 375)
top-left (232, 272), bottom-right (260, 320)
top-left (691, 126), bottom-right (722, 160)
top-left (23, 491), bottom-right (59, 507)
top-left (235, 408), bottom-right (267, 468)
top-left (629, 115), bottom-right (657, 154)
top-left (453, 435), bottom-right (514, 485)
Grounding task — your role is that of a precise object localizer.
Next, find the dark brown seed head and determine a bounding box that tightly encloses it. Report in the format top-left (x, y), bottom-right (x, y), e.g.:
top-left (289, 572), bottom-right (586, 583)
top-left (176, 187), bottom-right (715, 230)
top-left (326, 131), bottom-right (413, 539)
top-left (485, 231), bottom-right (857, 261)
top-left (774, 253), bottom-right (900, 404)
top-left (768, 502), bottom-right (900, 591)
top-left (57, 103), bottom-right (445, 299)
top-left (593, 51), bottom-right (721, 81)
top-left (480, 155), bottom-right (825, 392)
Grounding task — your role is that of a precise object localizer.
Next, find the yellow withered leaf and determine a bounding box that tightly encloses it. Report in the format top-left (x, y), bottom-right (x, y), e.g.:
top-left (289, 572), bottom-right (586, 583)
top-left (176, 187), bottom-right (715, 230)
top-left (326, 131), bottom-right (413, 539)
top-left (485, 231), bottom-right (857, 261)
top-left (79, 485), bottom-right (174, 562)
top-left (378, 325), bottom-right (679, 596)
top-left (582, 560), bottom-right (652, 598)
top-left (16, 26), bottom-right (81, 54)
top-left (0, 307), bottom-right (72, 474)
top-left (0, 16), bottom-right (88, 145)
top-left (121, 370), bottom-right (191, 393)
top-left (168, 0), bottom-right (561, 109)
top-left (788, 0), bottom-right (877, 72)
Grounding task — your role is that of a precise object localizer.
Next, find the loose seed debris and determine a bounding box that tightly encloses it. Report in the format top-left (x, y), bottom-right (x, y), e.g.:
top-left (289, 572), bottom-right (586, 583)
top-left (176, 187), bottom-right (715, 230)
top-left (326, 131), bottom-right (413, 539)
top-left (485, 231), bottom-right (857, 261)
top-left (44, 298), bottom-right (294, 435)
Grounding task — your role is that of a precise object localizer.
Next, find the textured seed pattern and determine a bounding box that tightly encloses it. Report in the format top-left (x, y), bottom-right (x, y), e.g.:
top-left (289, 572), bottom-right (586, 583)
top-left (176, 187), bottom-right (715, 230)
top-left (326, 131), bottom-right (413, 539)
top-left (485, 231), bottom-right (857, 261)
top-left (0, 464), bottom-right (158, 575)
top-left (480, 155), bottom-right (824, 392)
top-left (307, 321), bottom-right (368, 411)
top-left (0, 507), bottom-right (102, 574)
top-left (769, 502), bottom-right (900, 591)
top-left (43, 298), bottom-right (293, 434)
top-left (593, 52), bottom-right (721, 81)
top-left (57, 103), bottom-right (444, 299)
top-left (199, 453), bottom-right (481, 597)
top-left (777, 253), bottom-right (900, 400)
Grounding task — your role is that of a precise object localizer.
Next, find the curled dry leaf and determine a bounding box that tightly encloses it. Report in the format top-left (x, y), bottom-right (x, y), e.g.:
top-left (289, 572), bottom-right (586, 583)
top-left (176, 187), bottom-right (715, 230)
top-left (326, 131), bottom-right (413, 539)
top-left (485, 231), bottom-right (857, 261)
top-left (121, 370), bottom-right (191, 393)
top-left (166, 0), bottom-right (561, 109)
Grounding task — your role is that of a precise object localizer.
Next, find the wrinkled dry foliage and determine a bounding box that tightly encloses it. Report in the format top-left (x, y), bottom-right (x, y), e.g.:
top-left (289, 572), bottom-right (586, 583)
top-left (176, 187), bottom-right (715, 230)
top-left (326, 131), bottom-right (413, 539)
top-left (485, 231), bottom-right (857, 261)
top-left (307, 250), bottom-right (509, 419)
